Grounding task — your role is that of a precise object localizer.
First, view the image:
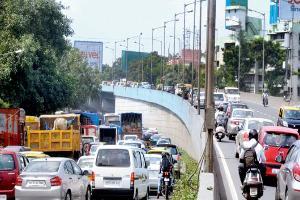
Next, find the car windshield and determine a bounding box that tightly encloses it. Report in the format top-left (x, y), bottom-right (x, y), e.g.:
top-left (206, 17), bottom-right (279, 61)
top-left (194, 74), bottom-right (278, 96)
top-left (0, 154), bottom-right (15, 171)
top-left (90, 145), bottom-right (99, 155)
top-left (167, 147), bottom-right (178, 155)
top-left (125, 136), bottom-right (137, 140)
top-left (232, 110), bottom-right (253, 118)
top-left (264, 132), bottom-right (297, 147)
top-left (78, 158), bottom-right (94, 169)
top-left (284, 110), bottom-right (300, 119)
top-left (25, 161), bottom-right (60, 172)
top-left (158, 140), bottom-right (170, 144)
top-left (226, 89), bottom-right (239, 94)
top-left (96, 149), bottom-right (130, 167)
top-left (147, 156), bottom-right (161, 165)
top-left (214, 94), bottom-right (224, 101)
top-left (82, 137), bottom-right (94, 144)
top-left (247, 120), bottom-right (274, 130)
top-left (124, 143), bottom-right (142, 148)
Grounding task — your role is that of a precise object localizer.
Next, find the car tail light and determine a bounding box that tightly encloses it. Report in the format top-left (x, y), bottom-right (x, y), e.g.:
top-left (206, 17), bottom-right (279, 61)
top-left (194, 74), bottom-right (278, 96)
top-left (130, 172), bottom-right (135, 187)
top-left (293, 163), bottom-right (300, 182)
top-left (91, 171), bottom-right (95, 182)
top-left (16, 176), bottom-right (23, 186)
top-left (231, 120), bottom-right (239, 125)
top-left (50, 176), bottom-right (62, 186)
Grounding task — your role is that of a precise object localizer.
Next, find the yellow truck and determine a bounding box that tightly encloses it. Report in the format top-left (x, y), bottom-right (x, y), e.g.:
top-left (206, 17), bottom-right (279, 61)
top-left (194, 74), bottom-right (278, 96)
top-left (26, 114), bottom-right (81, 158)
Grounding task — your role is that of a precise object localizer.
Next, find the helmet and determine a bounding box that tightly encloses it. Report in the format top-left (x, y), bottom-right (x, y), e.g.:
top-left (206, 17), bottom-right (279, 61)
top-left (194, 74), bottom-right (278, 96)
top-left (218, 105), bottom-right (224, 112)
top-left (248, 129), bottom-right (258, 141)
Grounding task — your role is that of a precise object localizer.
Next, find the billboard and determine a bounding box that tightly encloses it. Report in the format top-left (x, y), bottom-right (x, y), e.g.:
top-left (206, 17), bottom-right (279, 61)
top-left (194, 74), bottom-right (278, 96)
top-left (226, 0), bottom-right (248, 7)
top-left (74, 41), bottom-right (103, 72)
top-left (279, 0), bottom-right (300, 20)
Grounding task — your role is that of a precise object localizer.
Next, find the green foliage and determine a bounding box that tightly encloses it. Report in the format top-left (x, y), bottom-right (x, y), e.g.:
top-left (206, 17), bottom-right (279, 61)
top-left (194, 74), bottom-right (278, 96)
top-left (172, 149), bottom-right (199, 200)
top-left (0, 0), bottom-right (101, 114)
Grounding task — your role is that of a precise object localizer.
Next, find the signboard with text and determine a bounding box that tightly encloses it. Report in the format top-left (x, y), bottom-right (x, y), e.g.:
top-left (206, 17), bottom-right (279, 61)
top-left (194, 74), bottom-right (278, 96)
top-left (279, 0), bottom-right (300, 20)
top-left (74, 41), bottom-right (103, 72)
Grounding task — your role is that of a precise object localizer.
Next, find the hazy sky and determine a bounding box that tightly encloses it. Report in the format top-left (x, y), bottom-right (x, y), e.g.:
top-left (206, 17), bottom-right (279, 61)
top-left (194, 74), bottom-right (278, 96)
top-left (59, 0), bottom-right (269, 65)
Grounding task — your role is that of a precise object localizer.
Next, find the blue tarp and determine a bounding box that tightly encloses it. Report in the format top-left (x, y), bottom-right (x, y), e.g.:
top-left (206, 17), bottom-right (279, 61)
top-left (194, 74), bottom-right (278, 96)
top-left (80, 112), bottom-right (99, 125)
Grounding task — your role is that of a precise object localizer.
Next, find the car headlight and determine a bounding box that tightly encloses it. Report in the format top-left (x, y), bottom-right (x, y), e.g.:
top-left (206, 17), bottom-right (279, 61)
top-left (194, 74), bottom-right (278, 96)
top-left (283, 121), bottom-right (288, 127)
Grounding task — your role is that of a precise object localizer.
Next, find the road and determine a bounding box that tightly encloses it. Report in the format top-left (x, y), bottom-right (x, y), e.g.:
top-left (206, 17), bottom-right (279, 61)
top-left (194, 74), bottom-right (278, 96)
top-left (215, 98), bottom-right (279, 200)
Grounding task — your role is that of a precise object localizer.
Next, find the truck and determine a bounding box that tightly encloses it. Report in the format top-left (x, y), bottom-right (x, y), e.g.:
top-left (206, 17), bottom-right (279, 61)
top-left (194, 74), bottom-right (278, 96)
top-left (99, 126), bottom-right (118, 145)
top-left (120, 112), bottom-right (143, 140)
top-left (103, 113), bottom-right (120, 126)
top-left (0, 108), bottom-right (25, 147)
top-left (26, 114), bottom-right (81, 158)
top-left (79, 112), bottom-right (100, 137)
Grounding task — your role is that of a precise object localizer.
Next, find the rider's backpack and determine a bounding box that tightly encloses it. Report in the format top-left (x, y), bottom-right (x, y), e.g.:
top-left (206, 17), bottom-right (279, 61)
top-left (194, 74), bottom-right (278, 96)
top-left (243, 144), bottom-right (258, 168)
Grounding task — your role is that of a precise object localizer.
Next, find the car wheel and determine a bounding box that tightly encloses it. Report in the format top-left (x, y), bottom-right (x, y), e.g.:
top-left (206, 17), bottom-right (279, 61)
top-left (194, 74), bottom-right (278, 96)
top-left (65, 192), bottom-right (71, 200)
top-left (86, 188), bottom-right (91, 200)
top-left (235, 152), bottom-right (239, 158)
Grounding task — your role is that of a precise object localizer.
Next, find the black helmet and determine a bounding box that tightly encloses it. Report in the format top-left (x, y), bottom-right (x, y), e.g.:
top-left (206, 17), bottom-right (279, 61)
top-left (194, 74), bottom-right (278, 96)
top-left (249, 129), bottom-right (258, 141)
top-left (218, 105), bottom-right (224, 112)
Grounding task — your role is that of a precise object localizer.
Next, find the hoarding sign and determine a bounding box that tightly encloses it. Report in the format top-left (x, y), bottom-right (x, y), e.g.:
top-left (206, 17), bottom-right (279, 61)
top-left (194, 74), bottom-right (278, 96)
top-left (74, 41), bottom-right (103, 71)
top-left (279, 0), bottom-right (300, 20)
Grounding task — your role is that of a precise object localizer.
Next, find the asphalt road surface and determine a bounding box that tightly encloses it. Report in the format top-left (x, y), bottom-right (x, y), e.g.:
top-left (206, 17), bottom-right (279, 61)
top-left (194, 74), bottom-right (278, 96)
top-left (215, 98), bottom-right (279, 200)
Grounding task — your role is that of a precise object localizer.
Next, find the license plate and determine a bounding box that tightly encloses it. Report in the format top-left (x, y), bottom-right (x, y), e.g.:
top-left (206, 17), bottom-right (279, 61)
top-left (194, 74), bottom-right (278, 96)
top-left (164, 178), bottom-right (170, 182)
top-left (250, 187), bottom-right (258, 197)
top-left (0, 195), bottom-right (7, 200)
top-left (27, 180), bottom-right (46, 187)
top-left (104, 180), bottom-right (121, 185)
top-left (218, 133), bottom-right (223, 137)
top-left (272, 169), bottom-right (279, 174)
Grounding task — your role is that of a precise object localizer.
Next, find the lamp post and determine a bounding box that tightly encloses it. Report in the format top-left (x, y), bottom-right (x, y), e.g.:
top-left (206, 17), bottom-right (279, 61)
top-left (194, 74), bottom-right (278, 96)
top-left (153, 38), bottom-right (163, 86)
top-left (191, 0), bottom-right (197, 106)
top-left (170, 35), bottom-right (182, 81)
top-left (105, 46), bottom-right (114, 81)
top-left (152, 26), bottom-right (165, 85)
top-left (248, 8), bottom-right (266, 92)
top-left (226, 18), bottom-right (242, 90)
top-left (134, 41), bottom-right (145, 82)
top-left (113, 40), bottom-right (125, 81)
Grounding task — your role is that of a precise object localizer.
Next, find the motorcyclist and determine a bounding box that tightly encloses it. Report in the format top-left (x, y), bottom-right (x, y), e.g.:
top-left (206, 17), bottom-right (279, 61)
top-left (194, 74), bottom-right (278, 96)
top-left (238, 129), bottom-right (266, 184)
top-left (262, 90), bottom-right (268, 106)
top-left (157, 151), bottom-right (173, 199)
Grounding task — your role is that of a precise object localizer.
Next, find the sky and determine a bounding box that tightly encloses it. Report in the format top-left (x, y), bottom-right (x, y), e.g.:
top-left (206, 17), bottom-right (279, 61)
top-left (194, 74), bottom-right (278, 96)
top-left (58, 0), bottom-right (269, 65)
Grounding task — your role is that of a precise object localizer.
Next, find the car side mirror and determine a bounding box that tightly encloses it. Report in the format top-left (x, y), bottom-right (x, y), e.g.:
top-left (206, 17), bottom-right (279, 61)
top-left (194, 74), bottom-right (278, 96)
top-left (275, 155), bottom-right (285, 164)
top-left (83, 170), bottom-right (92, 176)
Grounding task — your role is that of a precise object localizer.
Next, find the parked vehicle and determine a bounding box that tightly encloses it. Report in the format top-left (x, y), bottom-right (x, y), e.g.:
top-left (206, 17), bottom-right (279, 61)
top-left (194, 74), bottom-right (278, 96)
top-left (258, 126), bottom-right (299, 178)
top-left (92, 145), bottom-right (149, 199)
top-left (224, 87), bottom-right (240, 103)
top-left (275, 140), bottom-right (300, 200)
top-left (99, 126), bottom-right (118, 145)
top-left (20, 151), bottom-right (49, 162)
top-left (226, 109), bottom-right (254, 140)
top-left (214, 92), bottom-right (226, 108)
top-left (277, 106), bottom-right (300, 133)
top-left (144, 154), bottom-right (161, 192)
top-left (27, 114), bottom-right (81, 158)
top-left (235, 118), bottom-right (275, 158)
top-left (0, 108), bottom-right (26, 147)
top-left (0, 151), bottom-right (29, 199)
top-left (15, 157), bottom-right (91, 200)
top-left (156, 144), bottom-right (181, 179)
top-left (121, 113), bottom-right (143, 140)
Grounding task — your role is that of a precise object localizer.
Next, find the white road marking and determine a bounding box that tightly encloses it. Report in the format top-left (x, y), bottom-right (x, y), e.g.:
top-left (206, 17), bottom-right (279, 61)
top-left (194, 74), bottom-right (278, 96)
top-left (214, 139), bottom-right (239, 200)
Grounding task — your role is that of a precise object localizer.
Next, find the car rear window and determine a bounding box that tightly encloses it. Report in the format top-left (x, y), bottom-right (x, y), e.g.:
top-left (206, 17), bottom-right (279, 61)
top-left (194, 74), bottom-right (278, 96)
top-left (96, 149), bottom-right (130, 167)
top-left (24, 161), bottom-right (60, 172)
top-left (124, 143), bottom-right (142, 148)
top-left (214, 94), bottom-right (224, 101)
top-left (232, 110), bottom-right (253, 118)
top-left (247, 121), bottom-right (274, 130)
top-left (78, 158), bottom-right (94, 169)
top-left (0, 154), bottom-right (15, 171)
top-left (82, 137), bottom-right (94, 144)
top-left (264, 132), bottom-right (297, 147)
top-left (168, 147), bottom-right (178, 155)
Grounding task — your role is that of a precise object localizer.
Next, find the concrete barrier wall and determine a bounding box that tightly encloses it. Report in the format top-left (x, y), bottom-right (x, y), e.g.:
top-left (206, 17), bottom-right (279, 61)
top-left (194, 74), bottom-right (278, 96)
top-left (102, 86), bottom-right (205, 160)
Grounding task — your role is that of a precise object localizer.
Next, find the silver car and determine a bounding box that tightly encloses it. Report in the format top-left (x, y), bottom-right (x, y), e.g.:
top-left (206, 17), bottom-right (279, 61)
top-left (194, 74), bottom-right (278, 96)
top-left (145, 154), bottom-right (161, 192)
top-left (226, 108), bottom-right (254, 140)
top-left (15, 157), bottom-right (91, 200)
top-left (276, 141), bottom-right (300, 200)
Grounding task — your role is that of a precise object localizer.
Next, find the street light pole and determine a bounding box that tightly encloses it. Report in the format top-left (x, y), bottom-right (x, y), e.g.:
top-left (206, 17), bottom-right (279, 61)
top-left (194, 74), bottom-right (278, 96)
top-left (114, 40), bottom-right (125, 81)
top-left (152, 26), bottom-right (165, 86)
top-left (191, 0), bottom-right (197, 106)
top-left (105, 46), bottom-right (114, 80)
top-left (197, 0), bottom-right (204, 115)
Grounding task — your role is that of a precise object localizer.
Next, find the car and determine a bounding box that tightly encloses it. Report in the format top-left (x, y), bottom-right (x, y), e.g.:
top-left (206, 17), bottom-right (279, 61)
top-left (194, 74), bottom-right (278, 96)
top-left (156, 144), bottom-right (181, 179)
top-left (258, 126), bottom-right (299, 178)
top-left (19, 151), bottom-right (50, 162)
top-left (235, 118), bottom-right (275, 158)
top-left (224, 103), bottom-right (249, 130)
top-left (124, 135), bottom-right (138, 141)
top-left (92, 145), bottom-right (149, 199)
top-left (122, 140), bottom-right (146, 150)
top-left (277, 106), bottom-right (300, 133)
top-left (224, 87), bottom-right (240, 102)
top-left (117, 140), bottom-right (125, 145)
top-left (15, 157), bottom-right (92, 200)
top-left (156, 139), bottom-right (171, 145)
top-left (275, 140), bottom-right (300, 200)
top-left (88, 142), bottom-right (105, 156)
top-left (0, 151), bottom-right (29, 200)
top-left (77, 155), bottom-right (95, 171)
top-left (81, 135), bottom-right (99, 144)
top-left (144, 154), bottom-right (161, 192)
top-left (214, 92), bottom-right (225, 108)
top-left (226, 108), bottom-right (254, 140)
top-left (195, 92), bottom-right (205, 109)
top-left (150, 134), bottom-right (162, 146)
top-left (164, 86), bottom-right (175, 94)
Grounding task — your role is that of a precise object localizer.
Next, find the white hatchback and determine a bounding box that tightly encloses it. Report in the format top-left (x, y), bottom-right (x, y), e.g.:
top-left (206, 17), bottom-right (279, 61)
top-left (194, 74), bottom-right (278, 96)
top-left (92, 145), bottom-right (149, 199)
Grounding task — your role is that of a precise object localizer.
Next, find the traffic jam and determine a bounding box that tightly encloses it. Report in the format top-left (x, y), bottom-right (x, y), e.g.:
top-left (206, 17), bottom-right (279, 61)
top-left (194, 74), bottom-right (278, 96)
top-left (0, 109), bottom-right (179, 200)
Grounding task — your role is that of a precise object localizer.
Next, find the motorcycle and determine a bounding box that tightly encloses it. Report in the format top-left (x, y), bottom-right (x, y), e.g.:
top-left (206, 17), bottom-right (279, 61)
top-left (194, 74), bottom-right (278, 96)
top-left (242, 166), bottom-right (264, 200)
top-left (215, 112), bottom-right (226, 142)
top-left (262, 96), bottom-right (268, 107)
top-left (160, 170), bottom-right (172, 200)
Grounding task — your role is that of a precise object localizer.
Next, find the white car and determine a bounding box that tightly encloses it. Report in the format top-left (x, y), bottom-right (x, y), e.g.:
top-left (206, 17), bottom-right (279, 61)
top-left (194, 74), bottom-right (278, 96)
top-left (224, 87), bottom-right (240, 103)
top-left (235, 118), bottom-right (275, 158)
top-left (214, 92), bottom-right (225, 107)
top-left (144, 154), bottom-right (161, 192)
top-left (123, 140), bottom-right (146, 150)
top-left (92, 145), bottom-right (149, 199)
top-left (124, 135), bottom-right (138, 141)
top-left (77, 156), bottom-right (95, 171)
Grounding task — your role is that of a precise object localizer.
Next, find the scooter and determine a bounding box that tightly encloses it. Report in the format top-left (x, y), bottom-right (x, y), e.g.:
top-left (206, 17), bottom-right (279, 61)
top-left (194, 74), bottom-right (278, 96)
top-left (215, 113), bottom-right (226, 142)
top-left (242, 167), bottom-right (264, 200)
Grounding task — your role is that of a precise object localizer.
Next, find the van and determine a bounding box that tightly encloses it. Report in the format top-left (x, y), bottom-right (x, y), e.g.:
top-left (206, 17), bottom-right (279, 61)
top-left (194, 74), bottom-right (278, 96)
top-left (92, 145), bottom-right (149, 199)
